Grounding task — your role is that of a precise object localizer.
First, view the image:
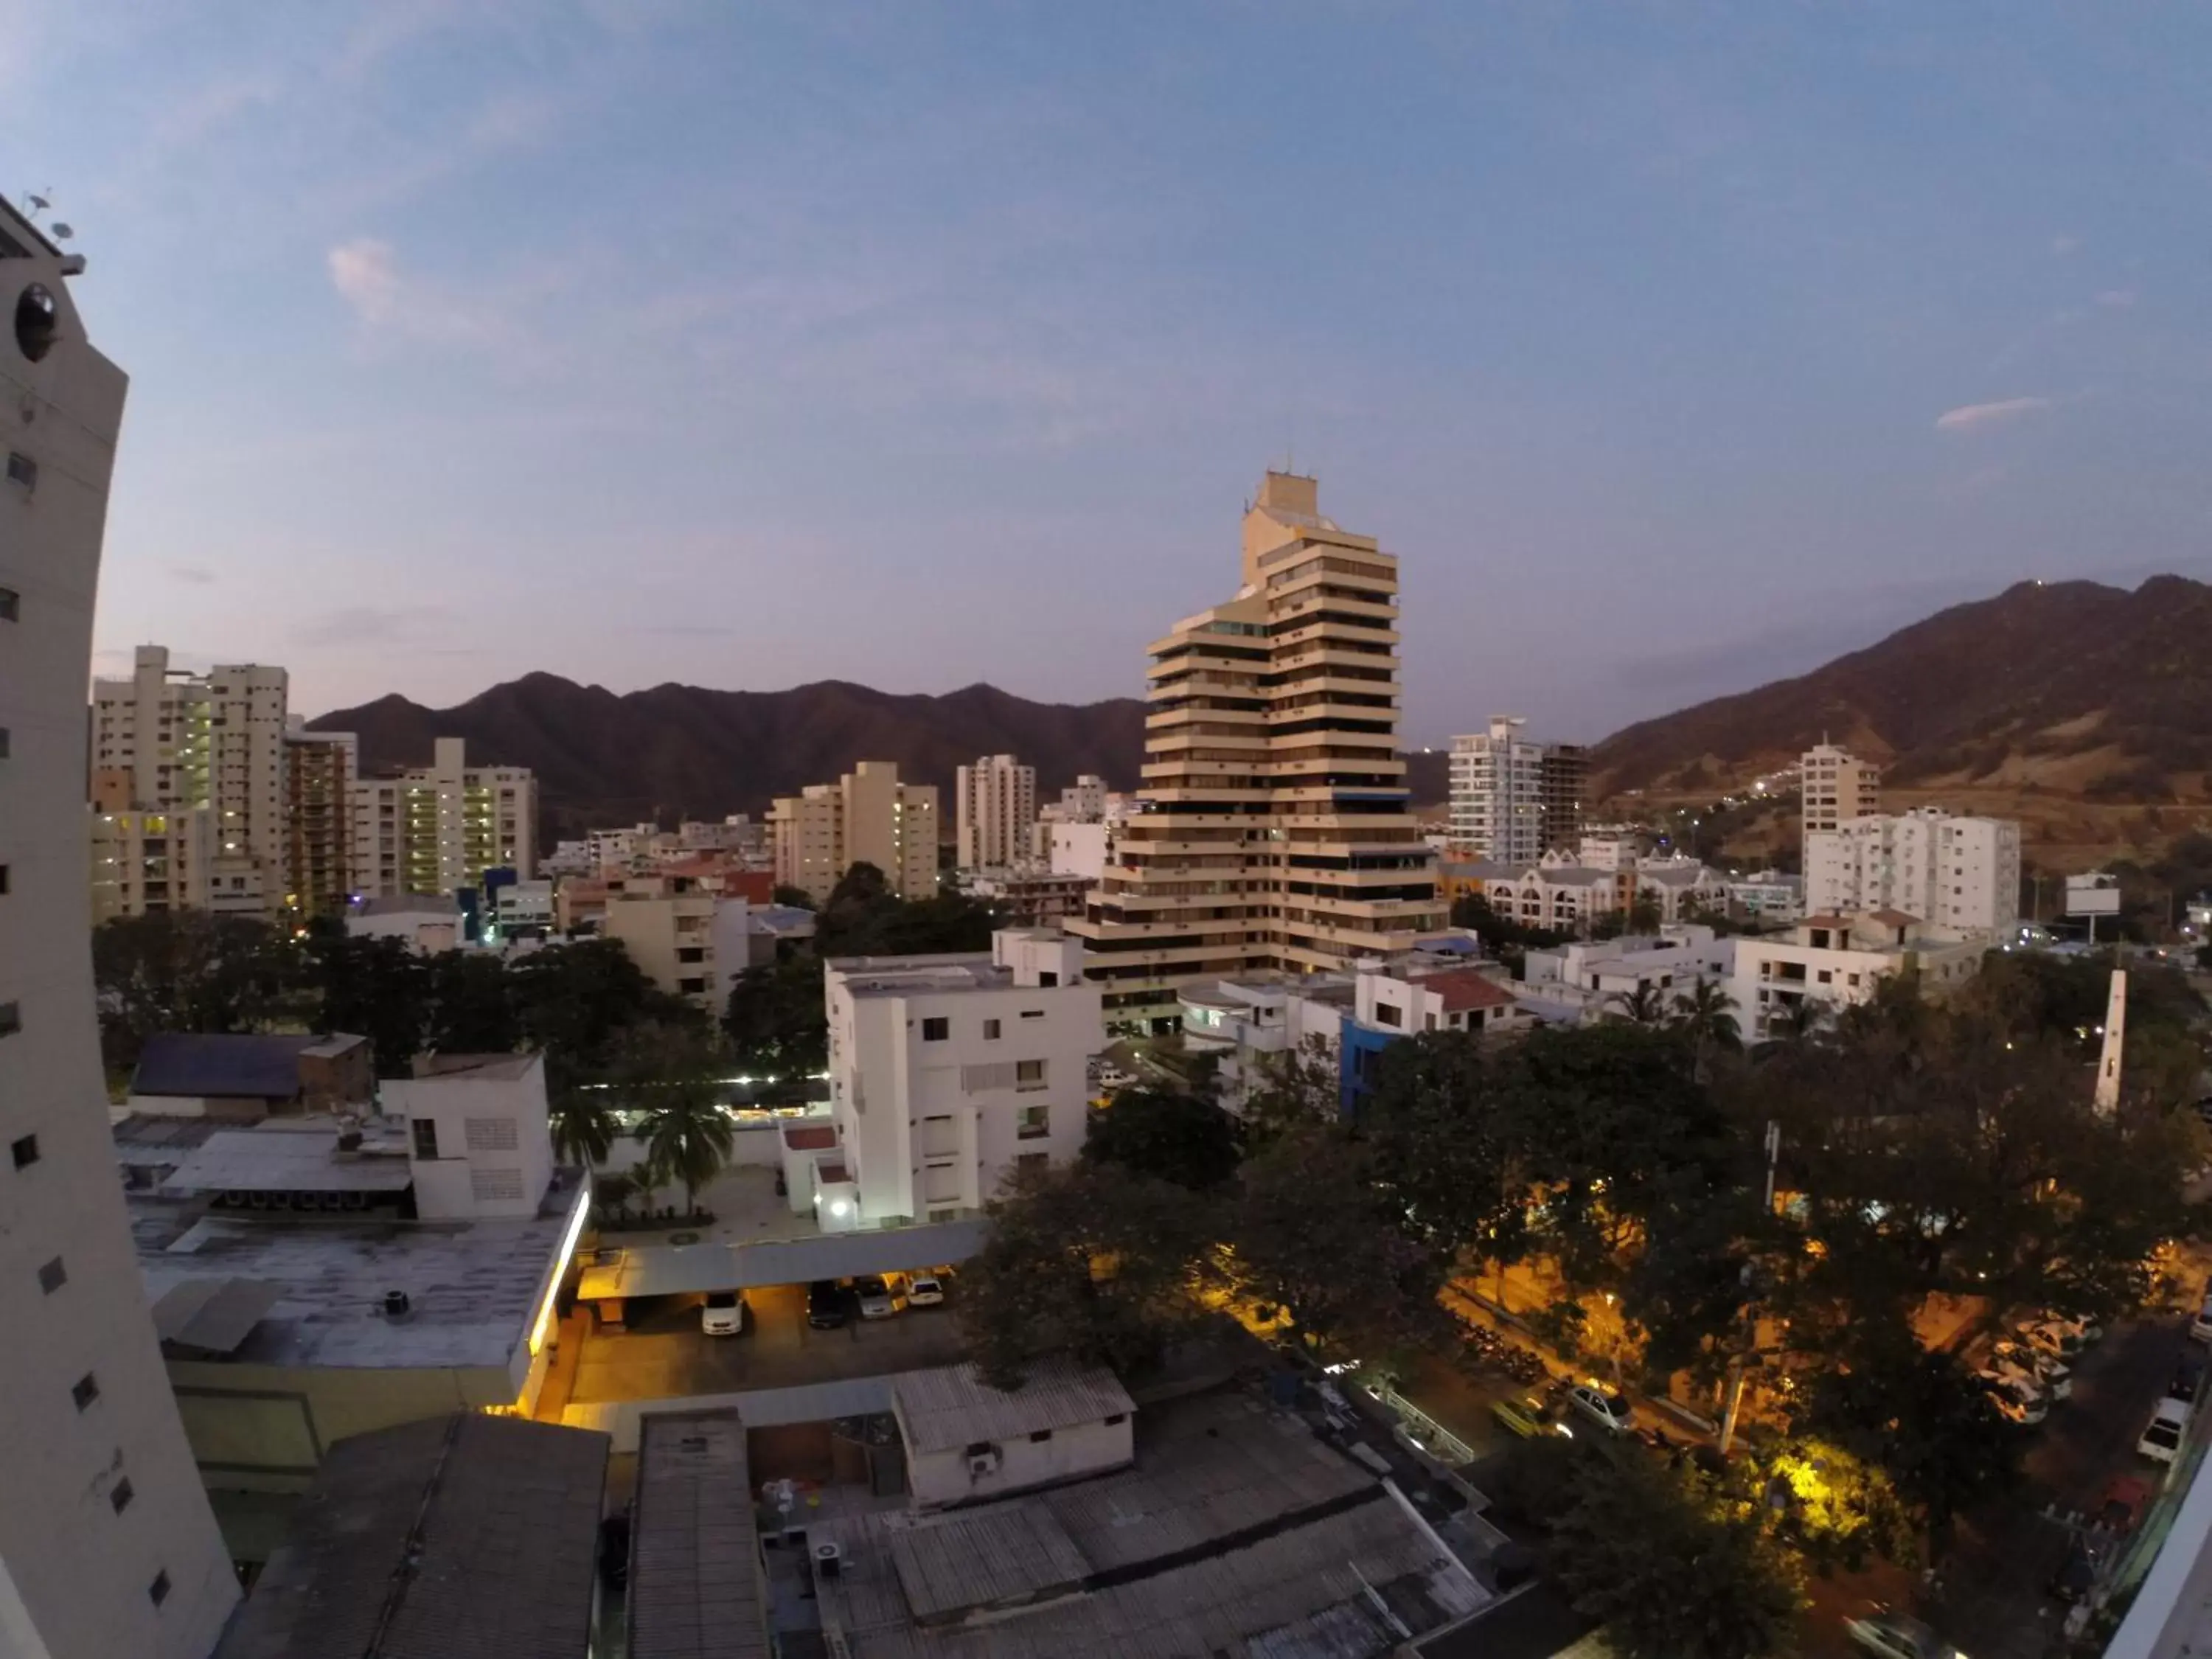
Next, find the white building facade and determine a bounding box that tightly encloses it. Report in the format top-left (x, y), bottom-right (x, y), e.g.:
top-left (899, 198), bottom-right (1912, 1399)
top-left (824, 931), bottom-right (1101, 1225)
top-left (1, 195), bottom-right (241, 1657)
top-left (955, 753), bottom-right (1037, 871)
top-left (1800, 742), bottom-right (1880, 859)
top-left (349, 735), bottom-right (538, 900)
top-left (771, 760), bottom-right (940, 905)
top-left (1805, 809), bottom-right (2022, 936)
top-left (1448, 717), bottom-right (1548, 867)
top-left (1728, 912), bottom-right (1983, 1043)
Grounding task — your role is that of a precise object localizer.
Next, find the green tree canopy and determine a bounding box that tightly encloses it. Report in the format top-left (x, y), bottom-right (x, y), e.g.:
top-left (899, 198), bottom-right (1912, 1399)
top-left (1082, 1088), bottom-right (1242, 1191)
top-left (93, 911), bottom-right (303, 1073)
top-left (424, 950), bottom-right (519, 1055)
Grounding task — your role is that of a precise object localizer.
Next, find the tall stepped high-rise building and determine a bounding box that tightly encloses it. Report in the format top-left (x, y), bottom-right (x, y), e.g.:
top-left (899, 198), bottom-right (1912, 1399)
top-left (1068, 471), bottom-right (1444, 1030)
top-left (2, 191), bottom-right (241, 1657)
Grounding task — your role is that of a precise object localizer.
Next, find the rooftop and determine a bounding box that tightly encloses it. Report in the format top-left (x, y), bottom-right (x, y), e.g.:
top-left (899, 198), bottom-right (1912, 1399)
top-left (827, 954), bottom-right (1029, 998)
top-left (212, 1413), bottom-right (609, 1659)
top-left (131, 1032), bottom-right (341, 1099)
top-left (809, 1388), bottom-right (1485, 1656)
top-left (891, 1360), bottom-right (1134, 1455)
top-left (162, 1125), bottom-right (416, 1194)
top-left (133, 1184), bottom-right (582, 1370)
top-left (407, 1051), bottom-right (541, 1082)
top-left (1407, 967), bottom-right (1519, 1013)
top-left (629, 1409), bottom-right (772, 1659)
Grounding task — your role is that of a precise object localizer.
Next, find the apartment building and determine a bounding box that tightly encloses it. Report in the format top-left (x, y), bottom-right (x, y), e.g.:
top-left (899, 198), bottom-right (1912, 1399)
top-left (824, 930), bottom-right (1100, 1224)
top-left (282, 723), bottom-right (356, 919)
top-left (1067, 472), bottom-right (1444, 1030)
top-left (349, 736), bottom-right (537, 900)
top-left (1448, 718), bottom-right (1586, 865)
top-left (1728, 911), bottom-right (1983, 1043)
top-left (955, 752), bottom-right (1037, 870)
top-left (600, 889), bottom-right (754, 1011)
top-left (1805, 808), bottom-right (2023, 936)
top-left (1800, 742), bottom-right (1880, 856)
top-left (89, 644), bottom-right (288, 917)
top-left (91, 805), bottom-right (223, 920)
top-left (769, 759), bottom-right (939, 904)
top-left (1, 192), bottom-right (240, 1655)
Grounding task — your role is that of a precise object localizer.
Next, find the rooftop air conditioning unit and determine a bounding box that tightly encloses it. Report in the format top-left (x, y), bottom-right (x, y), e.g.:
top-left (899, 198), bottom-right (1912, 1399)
top-left (814, 1541), bottom-right (844, 1579)
top-left (967, 1448), bottom-right (1001, 1478)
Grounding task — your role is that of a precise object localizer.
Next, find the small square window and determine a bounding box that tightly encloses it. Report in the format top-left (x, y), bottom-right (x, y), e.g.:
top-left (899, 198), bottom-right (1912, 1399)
top-left (6, 451), bottom-right (35, 490)
top-left (72, 1373), bottom-right (99, 1411)
top-left (1017, 1104), bottom-right (1050, 1138)
top-left (982, 1018), bottom-right (1001, 1040)
top-left (1019, 1009), bottom-right (1045, 1020)
top-left (149, 1571), bottom-right (170, 1607)
top-left (1028, 1428), bottom-right (1054, 1444)
top-left (111, 1478), bottom-right (134, 1514)
top-left (0, 587), bottom-right (16, 622)
top-left (411, 1119), bottom-right (439, 1159)
top-left (921, 1017), bottom-right (950, 1042)
top-left (1015, 1059), bottom-right (1046, 1091)
top-left (10, 1133), bottom-right (35, 1169)
top-left (0, 728), bottom-right (10, 759)
top-left (37, 1256), bottom-right (65, 1294)
top-left (1103, 1412), bottom-right (1127, 1426)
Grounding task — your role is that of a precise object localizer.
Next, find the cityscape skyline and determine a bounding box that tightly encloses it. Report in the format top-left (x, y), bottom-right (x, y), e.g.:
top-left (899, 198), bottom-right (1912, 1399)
top-left (10, 4), bottom-right (2212, 740)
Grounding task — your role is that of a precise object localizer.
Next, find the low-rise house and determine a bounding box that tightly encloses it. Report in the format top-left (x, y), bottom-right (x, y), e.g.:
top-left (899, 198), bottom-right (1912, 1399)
top-left (894, 1360), bottom-right (1135, 1509)
top-left (1728, 911), bottom-right (1983, 1042)
top-left (128, 1032), bottom-right (372, 1118)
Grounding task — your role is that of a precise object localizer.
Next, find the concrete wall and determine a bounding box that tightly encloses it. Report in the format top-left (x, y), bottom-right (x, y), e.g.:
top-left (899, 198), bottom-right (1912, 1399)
top-left (386, 1057), bottom-right (554, 1220)
top-left (904, 1413), bottom-right (1133, 1509)
top-left (0, 237), bottom-right (241, 1658)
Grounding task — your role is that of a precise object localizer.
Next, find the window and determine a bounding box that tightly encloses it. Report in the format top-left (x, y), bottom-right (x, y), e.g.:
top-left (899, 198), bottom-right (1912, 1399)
top-left (1103, 1412), bottom-right (1127, 1426)
top-left (1816, 970), bottom-right (1832, 984)
top-left (982, 1018), bottom-right (1001, 1040)
top-left (111, 1478), bottom-right (134, 1514)
top-left (1017, 1105), bottom-right (1050, 1139)
top-left (1019, 1009), bottom-right (1045, 1020)
top-left (964, 1440), bottom-right (993, 1458)
top-left (463, 1116), bottom-right (518, 1152)
top-left (1015, 1059), bottom-right (1046, 1091)
top-left (0, 587), bottom-right (15, 622)
top-left (1029, 1428), bottom-right (1054, 1443)
top-left (1373, 1001), bottom-right (1402, 1029)
top-left (929, 1206), bottom-right (959, 1222)
top-left (5, 451), bottom-right (34, 490)
top-left (1037, 970), bottom-right (1059, 987)
top-left (10, 1133), bottom-right (35, 1169)
top-left (72, 1373), bottom-right (99, 1411)
top-left (0, 728), bottom-right (10, 759)
top-left (411, 1119), bottom-right (440, 1159)
top-left (149, 1571), bottom-right (170, 1608)
top-left (922, 1017), bottom-right (950, 1042)
top-left (38, 1256), bottom-right (65, 1294)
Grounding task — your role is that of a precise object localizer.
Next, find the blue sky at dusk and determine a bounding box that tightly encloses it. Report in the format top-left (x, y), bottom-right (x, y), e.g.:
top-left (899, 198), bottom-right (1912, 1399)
top-left (9, 2), bottom-right (2211, 742)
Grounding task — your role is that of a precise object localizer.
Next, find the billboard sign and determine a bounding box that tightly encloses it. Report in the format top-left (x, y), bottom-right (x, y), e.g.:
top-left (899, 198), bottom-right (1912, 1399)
top-left (2065, 873), bottom-right (2123, 917)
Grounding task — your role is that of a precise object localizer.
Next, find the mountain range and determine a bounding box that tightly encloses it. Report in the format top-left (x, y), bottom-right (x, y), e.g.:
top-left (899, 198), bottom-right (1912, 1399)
top-left (313, 576), bottom-right (2212, 850)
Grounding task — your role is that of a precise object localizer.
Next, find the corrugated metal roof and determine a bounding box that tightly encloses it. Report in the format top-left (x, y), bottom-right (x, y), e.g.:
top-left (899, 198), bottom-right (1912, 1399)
top-left (164, 1130), bottom-right (415, 1194)
top-left (886, 1503), bottom-right (1088, 1624)
top-left (576, 1219), bottom-right (988, 1301)
top-left (892, 1360), bottom-right (1134, 1455)
top-left (212, 1413), bottom-right (608, 1659)
top-left (151, 1276), bottom-right (279, 1354)
top-left (628, 1409), bottom-right (772, 1659)
top-left (133, 1032), bottom-right (317, 1099)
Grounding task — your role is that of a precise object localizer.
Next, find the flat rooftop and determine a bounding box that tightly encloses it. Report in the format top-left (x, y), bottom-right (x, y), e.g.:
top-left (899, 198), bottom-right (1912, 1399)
top-left (807, 1388), bottom-right (1486, 1656)
top-left (629, 1409), bottom-right (772, 1659)
top-left (827, 954), bottom-right (1015, 997)
top-left (132, 1187), bottom-right (581, 1371)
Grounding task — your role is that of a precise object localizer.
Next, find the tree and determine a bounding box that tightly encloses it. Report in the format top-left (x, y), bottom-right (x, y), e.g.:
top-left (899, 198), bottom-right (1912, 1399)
top-left (638, 1082), bottom-right (734, 1217)
top-left (549, 1086), bottom-right (621, 1168)
top-left (959, 1159), bottom-right (1215, 1388)
top-left (1360, 1030), bottom-right (1520, 1262)
top-left (305, 930), bottom-right (430, 1078)
top-left (771, 885), bottom-right (818, 911)
top-left (509, 939), bottom-right (695, 1082)
top-left (424, 950), bottom-right (518, 1054)
top-left (1240, 1033), bottom-right (1342, 1145)
top-left (1548, 1453), bottom-right (1802, 1659)
top-left (93, 912), bottom-right (304, 1072)
top-left (1672, 978), bottom-right (1742, 1082)
top-left (1083, 1088), bottom-right (1241, 1190)
top-left (1228, 1125), bottom-right (1450, 1356)
top-left (723, 954), bottom-right (828, 1077)
top-left (1764, 994), bottom-right (1829, 1045)
top-left (1609, 984), bottom-right (1672, 1027)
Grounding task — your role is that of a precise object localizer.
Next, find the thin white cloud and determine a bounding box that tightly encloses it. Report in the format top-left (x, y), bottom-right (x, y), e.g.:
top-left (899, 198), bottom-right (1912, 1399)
top-left (325, 237), bottom-right (538, 358)
top-left (327, 238), bottom-right (402, 324)
top-left (2096, 288), bottom-right (2138, 308)
top-left (2051, 234), bottom-right (2081, 256)
top-left (1934, 397), bottom-right (2053, 434)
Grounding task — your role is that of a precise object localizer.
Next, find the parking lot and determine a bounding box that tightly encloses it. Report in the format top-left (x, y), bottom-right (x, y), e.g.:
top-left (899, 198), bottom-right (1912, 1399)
top-left (567, 1279), bottom-right (971, 1405)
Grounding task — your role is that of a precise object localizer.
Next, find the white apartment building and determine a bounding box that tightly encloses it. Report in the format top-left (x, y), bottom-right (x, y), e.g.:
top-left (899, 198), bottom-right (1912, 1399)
top-left (381, 1053), bottom-right (559, 1222)
top-left (1726, 872), bottom-right (1804, 923)
top-left (90, 644), bottom-right (289, 918)
top-left (1058, 774), bottom-right (1107, 821)
top-left (1449, 717), bottom-right (1546, 866)
top-left (1, 194), bottom-right (241, 1655)
top-left (90, 805), bottom-right (227, 921)
top-left (771, 759), bottom-right (939, 904)
top-left (601, 890), bottom-right (754, 1011)
top-left (1728, 911), bottom-right (1983, 1043)
top-left (824, 930), bottom-right (1101, 1225)
top-left (349, 736), bottom-right (538, 900)
top-left (956, 753), bottom-right (1037, 871)
top-left (1806, 808), bottom-right (2022, 936)
top-left (1800, 742), bottom-right (1880, 856)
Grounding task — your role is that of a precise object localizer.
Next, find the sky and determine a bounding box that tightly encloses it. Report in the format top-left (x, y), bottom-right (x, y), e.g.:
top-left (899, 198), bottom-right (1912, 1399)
top-left (9, 2), bottom-right (2212, 745)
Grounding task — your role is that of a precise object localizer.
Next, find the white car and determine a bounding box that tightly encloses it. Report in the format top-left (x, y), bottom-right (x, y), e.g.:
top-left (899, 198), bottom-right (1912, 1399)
top-left (1844, 1611), bottom-right (1963, 1659)
top-left (1979, 1376), bottom-right (2047, 1427)
top-left (1565, 1384), bottom-right (1634, 1434)
top-left (700, 1290), bottom-right (747, 1336)
top-left (2017, 1319), bottom-right (2087, 1362)
top-left (1989, 1340), bottom-right (2070, 1400)
top-left (855, 1275), bottom-right (905, 1320)
top-left (2140, 1398), bottom-right (2191, 1464)
top-left (906, 1270), bottom-right (948, 1308)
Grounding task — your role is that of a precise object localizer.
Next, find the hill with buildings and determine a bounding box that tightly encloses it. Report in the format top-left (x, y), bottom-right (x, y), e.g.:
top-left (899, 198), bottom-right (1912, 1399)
top-left (1591, 576), bottom-right (2212, 802)
top-left (311, 675), bottom-right (1151, 835)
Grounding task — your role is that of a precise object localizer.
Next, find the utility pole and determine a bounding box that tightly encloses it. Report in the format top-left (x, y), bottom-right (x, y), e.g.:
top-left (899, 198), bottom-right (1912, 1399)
top-left (2094, 970), bottom-right (2127, 1117)
top-left (1718, 1120), bottom-right (1782, 1455)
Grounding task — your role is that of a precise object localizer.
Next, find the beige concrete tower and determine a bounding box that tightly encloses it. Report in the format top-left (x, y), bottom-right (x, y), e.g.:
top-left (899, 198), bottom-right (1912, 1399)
top-left (1069, 472), bottom-right (1443, 1029)
top-left (1, 193), bottom-right (240, 1658)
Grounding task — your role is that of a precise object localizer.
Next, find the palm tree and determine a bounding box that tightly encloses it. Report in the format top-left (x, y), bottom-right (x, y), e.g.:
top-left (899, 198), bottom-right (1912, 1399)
top-left (641, 1083), bottom-right (734, 1219)
top-left (549, 1087), bottom-right (620, 1168)
top-left (1609, 984), bottom-right (1671, 1027)
top-left (1672, 979), bottom-right (1741, 1080)
top-left (1767, 993), bottom-right (1830, 1045)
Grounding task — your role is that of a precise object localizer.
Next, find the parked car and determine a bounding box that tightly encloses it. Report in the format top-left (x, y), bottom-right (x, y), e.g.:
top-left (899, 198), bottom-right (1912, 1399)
top-left (1980, 1376), bottom-right (2048, 1426)
top-left (807, 1279), bottom-right (850, 1329)
top-left (2048, 1533), bottom-right (2104, 1604)
top-left (1843, 1610), bottom-right (1962, 1658)
top-left (700, 1289), bottom-right (748, 1336)
top-left (2099, 1475), bottom-right (2152, 1534)
top-left (2037, 1310), bottom-right (2103, 1344)
top-left (2190, 1293), bottom-right (2212, 1344)
top-left (855, 1275), bottom-right (905, 1320)
top-left (1565, 1384), bottom-right (1634, 1435)
top-left (1990, 1340), bottom-right (2071, 1400)
top-left (907, 1269), bottom-right (949, 1307)
top-left (2171, 1353), bottom-right (2206, 1405)
top-left (2139, 1397), bottom-right (2191, 1464)
top-left (1491, 1392), bottom-right (1565, 1439)
top-left (2017, 1318), bottom-right (2087, 1362)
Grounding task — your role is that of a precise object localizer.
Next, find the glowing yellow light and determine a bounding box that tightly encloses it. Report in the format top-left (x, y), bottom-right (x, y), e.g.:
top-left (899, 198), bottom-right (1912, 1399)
top-left (529, 1186), bottom-right (593, 1356)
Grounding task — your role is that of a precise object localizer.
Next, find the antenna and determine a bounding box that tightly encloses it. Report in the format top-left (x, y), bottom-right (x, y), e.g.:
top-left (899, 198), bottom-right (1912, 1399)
top-left (22, 189), bottom-right (52, 222)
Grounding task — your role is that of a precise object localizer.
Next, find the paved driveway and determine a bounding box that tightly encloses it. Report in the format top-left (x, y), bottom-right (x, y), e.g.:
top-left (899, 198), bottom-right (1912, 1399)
top-left (569, 1281), bottom-right (971, 1404)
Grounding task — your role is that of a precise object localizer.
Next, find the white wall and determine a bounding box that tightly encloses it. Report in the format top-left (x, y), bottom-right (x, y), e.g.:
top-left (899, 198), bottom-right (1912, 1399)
top-left (386, 1056), bottom-right (555, 1220)
top-left (904, 1414), bottom-right (1133, 1508)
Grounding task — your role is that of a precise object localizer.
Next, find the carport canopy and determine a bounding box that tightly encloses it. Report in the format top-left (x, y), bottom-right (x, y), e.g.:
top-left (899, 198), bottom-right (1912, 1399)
top-left (576, 1218), bottom-right (988, 1302)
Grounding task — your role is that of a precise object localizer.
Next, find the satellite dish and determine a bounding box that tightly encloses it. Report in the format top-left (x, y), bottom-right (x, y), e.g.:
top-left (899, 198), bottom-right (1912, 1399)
top-left (27, 194), bottom-right (49, 212)
top-left (49, 223), bottom-right (72, 240)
